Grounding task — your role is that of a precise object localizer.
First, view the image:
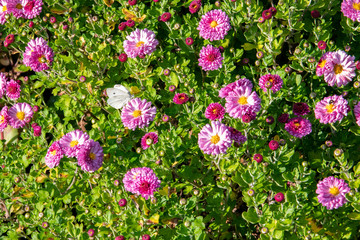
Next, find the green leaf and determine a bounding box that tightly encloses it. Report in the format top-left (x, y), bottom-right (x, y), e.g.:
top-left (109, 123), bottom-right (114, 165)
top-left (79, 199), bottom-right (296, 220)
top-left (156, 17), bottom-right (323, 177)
top-left (242, 207), bottom-right (259, 224)
top-left (348, 212), bottom-right (360, 220)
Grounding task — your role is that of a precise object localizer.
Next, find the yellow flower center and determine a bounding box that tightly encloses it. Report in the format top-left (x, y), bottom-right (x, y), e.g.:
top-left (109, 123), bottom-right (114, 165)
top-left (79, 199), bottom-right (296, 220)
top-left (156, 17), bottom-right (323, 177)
top-left (132, 110), bottom-right (142, 118)
top-left (319, 59), bottom-right (326, 68)
top-left (16, 3), bottom-right (22, 9)
top-left (334, 64), bottom-right (343, 74)
top-left (38, 55), bottom-right (46, 63)
top-left (2, 5), bottom-right (7, 12)
top-left (329, 186), bottom-right (340, 196)
top-left (70, 140), bottom-right (79, 148)
top-left (325, 104), bottom-right (335, 113)
top-left (89, 152), bottom-right (96, 160)
top-left (353, 3), bottom-right (360, 10)
top-left (16, 111), bottom-right (25, 120)
top-left (50, 150), bottom-right (57, 156)
top-left (268, 77), bottom-right (274, 82)
top-left (211, 134), bottom-right (220, 144)
top-left (136, 41), bottom-right (144, 47)
top-left (294, 122), bottom-right (300, 128)
top-left (0, 115), bottom-right (4, 124)
top-left (212, 109), bottom-right (217, 114)
top-left (238, 96), bottom-right (248, 105)
top-left (210, 20), bottom-right (218, 28)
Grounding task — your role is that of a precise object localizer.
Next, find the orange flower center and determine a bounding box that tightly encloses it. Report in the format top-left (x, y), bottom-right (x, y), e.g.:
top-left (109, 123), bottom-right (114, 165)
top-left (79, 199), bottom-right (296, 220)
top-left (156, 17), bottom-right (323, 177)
top-left (0, 115), bottom-right (4, 124)
top-left (16, 3), bottom-right (22, 9)
top-left (2, 5), bottom-right (7, 12)
top-left (50, 150), bottom-right (57, 156)
top-left (334, 64), bottom-right (343, 74)
top-left (132, 110), bottom-right (142, 118)
top-left (212, 109), bottom-right (218, 114)
top-left (238, 96), bottom-right (248, 105)
top-left (211, 134), bottom-right (220, 144)
top-left (70, 140), bottom-right (79, 148)
top-left (293, 122), bottom-right (300, 128)
top-left (353, 3), bottom-right (360, 10)
top-left (16, 111), bottom-right (25, 120)
top-left (325, 104), bottom-right (335, 113)
top-left (136, 41), bottom-right (144, 47)
top-left (319, 59), bottom-right (326, 68)
top-left (89, 152), bottom-right (96, 160)
top-left (210, 20), bottom-right (218, 28)
top-left (38, 55), bottom-right (46, 63)
top-left (329, 186), bottom-right (340, 196)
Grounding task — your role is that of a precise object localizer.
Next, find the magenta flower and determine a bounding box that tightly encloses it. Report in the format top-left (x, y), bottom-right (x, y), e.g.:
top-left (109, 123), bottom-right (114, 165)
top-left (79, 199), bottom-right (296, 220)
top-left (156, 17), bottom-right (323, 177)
top-left (269, 140), bottom-right (279, 151)
top-left (225, 85), bottom-right (261, 119)
top-left (316, 52), bottom-right (333, 76)
top-left (274, 192), bottom-right (284, 202)
top-left (173, 93), bottom-right (189, 104)
top-left (197, 9), bottom-right (231, 41)
top-left (8, 102), bottom-right (33, 128)
top-left (123, 167), bottom-right (161, 200)
top-left (219, 78), bottom-right (253, 99)
top-left (123, 29), bottom-right (159, 58)
top-left (189, 0), bottom-right (201, 14)
top-left (23, 37), bottom-right (54, 72)
top-left (262, 9), bottom-right (272, 20)
top-left (253, 153), bottom-right (263, 163)
top-left (315, 95), bottom-right (349, 124)
top-left (77, 140), bottom-right (104, 172)
top-left (6, 79), bottom-right (21, 100)
top-left (121, 98), bottom-right (157, 130)
top-left (32, 124), bottom-right (41, 136)
top-left (21, 0), bottom-right (43, 19)
top-left (141, 132), bottom-right (158, 150)
top-left (278, 113), bottom-right (289, 123)
top-left (0, 106), bottom-right (8, 132)
top-left (323, 50), bottom-right (356, 87)
top-left (318, 40), bottom-right (327, 50)
top-left (293, 102), bottom-right (310, 116)
top-left (198, 45), bottom-right (223, 71)
top-left (45, 141), bottom-right (64, 168)
top-left (284, 117), bottom-right (312, 138)
top-left (198, 121), bottom-right (232, 155)
top-left (160, 12), bottom-right (171, 22)
top-left (354, 101), bottom-right (360, 126)
top-left (227, 126), bottom-right (247, 144)
top-left (259, 74), bottom-right (283, 93)
top-left (341, 0), bottom-right (360, 22)
top-left (0, 72), bottom-right (7, 98)
top-left (205, 103), bottom-right (225, 120)
top-left (316, 176), bottom-right (350, 210)
top-left (7, 0), bottom-right (24, 18)
top-left (59, 130), bottom-right (90, 158)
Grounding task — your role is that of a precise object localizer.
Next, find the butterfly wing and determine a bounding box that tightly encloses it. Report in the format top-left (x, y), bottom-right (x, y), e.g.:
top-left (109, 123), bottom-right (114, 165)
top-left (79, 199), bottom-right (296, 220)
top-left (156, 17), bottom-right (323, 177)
top-left (107, 95), bottom-right (131, 109)
top-left (106, 85), bottom-right (132, 109)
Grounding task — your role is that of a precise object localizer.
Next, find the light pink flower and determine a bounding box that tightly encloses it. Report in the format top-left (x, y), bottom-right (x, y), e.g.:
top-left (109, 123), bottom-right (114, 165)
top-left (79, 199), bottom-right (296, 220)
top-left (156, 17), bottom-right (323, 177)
top-left (121, 98), bottom-right (156, 130)
top-left (123, 29), bottom-right (159, 58)
top-left (198, 121), bottom-right (232, 155)
top-left (316, 176), bottom-right (350, 210)
top-left (8, 102), bottom-right (33, 128)
top-left (45, 141), bottom-right (63, 168)
top-left (197, 9), bottom-right (231, 41)
top-left (315, 95), bottom-right (349, 124)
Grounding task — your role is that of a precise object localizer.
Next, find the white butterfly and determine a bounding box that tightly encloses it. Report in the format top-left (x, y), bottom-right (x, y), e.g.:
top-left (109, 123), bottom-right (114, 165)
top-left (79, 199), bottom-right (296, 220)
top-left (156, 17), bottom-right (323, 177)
top-left (106, 85), bottom-right (132, 109)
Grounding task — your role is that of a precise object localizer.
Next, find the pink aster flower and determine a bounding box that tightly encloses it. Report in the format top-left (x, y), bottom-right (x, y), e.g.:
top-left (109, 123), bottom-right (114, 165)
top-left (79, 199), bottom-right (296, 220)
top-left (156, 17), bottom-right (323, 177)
top-left (173, 93), bottom-right (189, 104)
top-left (198, 45), bottom-right (223, 71)
top-left (6, 79), bottom-right (21, 100)
top-left (7, 0), bottom-right (24, 18)
top-left (318, 40), bottom-right (327, 50)
top-left (8, 102), bottom-right (33, 128)
top-left (123, 167), bottom-right (161, 200)
top-left (197, 9), bottom-right (231, 41)
top-left (323, 50), bottom-right (356, 87)
top-left (341, 0), bottom-right (360, 22)
top-left (21, 0), bottom-right (43, 19)
top-left (227, 126), bottom-right (246, 144)
top-left (0, 106), bottom-right (8, 132)
top-left (45, 141), bottom-right (64, 168)
top-left (141, 132), bottom-right (158, 150)
top-left (198, 121), bottom-right (232, 155)
top-left (77, 140), bottom-right (104, 172)
top-left (121, 98), bottom-right (157, 130)
top-left (225, 85), bottom-right (261, 119)
top-left (123, 29), bottom-right (159, 58)
top-left (315, 95), bottom-right (349, 124)
top-left (219, 78), bottom-right (253, 99)
top-left (293, 102), bottom-right (310, 116)
top-left (316, 176), bottom-right (350, 210)
top-left (354, 101), bottom-right (360, 126)
top-left (189, 0), bottom-right (201, 14)
top-left (23, 37), bottom-right (54, 72)
top-left (316, 52), bottom-right (333, 76)
top-left (205, 103), bottom-right (225, 120)
top-left (0, 0), bottom-right (10, 24)
top-left (59, 130), bottom-right (90, 158)
top-left (259, 74), bottom-right (283, 93)
top-left (284, 117), bottom-right (312, 138)
top-left (0, 72), bottom-right (7, 98)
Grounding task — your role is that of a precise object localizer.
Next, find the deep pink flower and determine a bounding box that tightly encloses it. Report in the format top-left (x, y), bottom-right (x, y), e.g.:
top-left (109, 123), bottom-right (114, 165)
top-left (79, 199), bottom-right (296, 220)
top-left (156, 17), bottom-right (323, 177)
top-left (354, 101), bottom-right (360, 126)
top-left (189, 0), bottom-right (201, 14)
top-left (253, 154), bottom-right (263, 163)
top-left (121, 98), bottom-right (157, 130)
top-left (316, 176), bottom-right (350, 210)
top-left (23, 37), bottom-right (54, 72)
top-left (0, 106), bottom-right (9, 132)
top-left (45, 141), bottom-right (63, 168)
top-left (160, 12), bottom-right (171, 22)
top-left (141, 132), bottom-right (158, 150)
top-left (185, 37), bottom-right (194, 45)
top-left (198, 45), bottom-right (223, 71)
top-left (126, 19), bottom-right (135, 27)
top-left (311, 10), bottom-right (320, 18)
top-left (119, 53), bottom-right (128, 62)
top-left (318, 40), bottom-right (327, 50)
top-left (274, 192), bottom-right (284, 202)
top-left (341, 0), bottom-right (360, 22)
top-left (87, 229), bottom-right (95, 237)
top-left (118, 22), bottom-right (127, 31)
top-left (22, 0), bottom-right (43, 19)
top-left (293, 102), bottom-right (310, 116)
top-left (241, 111), bottom-right (256, 123)
top-left (128, 0), bottom-right (136, 5)
top-left (198, 121), bottom-right (232, 155)
top-left (33, 124), bottom-right (41, 136)
top-left (6, 79), bottom-right (21, 100)
top-left (118, 199), bottom-right (127, 207)
top-left (269, 140), bottom-right (279, 151)
top-left (278, 113), bottom-right (289, 123)
top-left (123, 167), bottom-right (161, 200)
top-left (269, 7), bottom-right (277, 16)
top-left (169, 85), bottom-right (176, 92)
top-left (0, 72), bottom-right (7, 98)
top-left (197, 9), bottom-right (231, 41)
top-left (123, 29), bottom-right (159, 58)
top-left (284, 117), bottom-right (312, 138)
top-left (219, 78), bottom-right (253, 99)
top-left (262, 9), bottom-right (272, 19)
top-left (315, 95), bottom-right (349, 124)
top-left (173, 93), bottom-right (189, 104)
top-left (205, 103), bottom-right (225, 120)
top-left (77, 139), bottom-right (104, 172)
top-left (259, 74), bottom-right (283, 93)
top-left (5, 34), bottom-right (14, 44)
top-left (8, 102), bottom-right (33, 128)
top-left (227, 126), bottom-right (246, 144)
top-left (59, 130), bottom-right (90, 158)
